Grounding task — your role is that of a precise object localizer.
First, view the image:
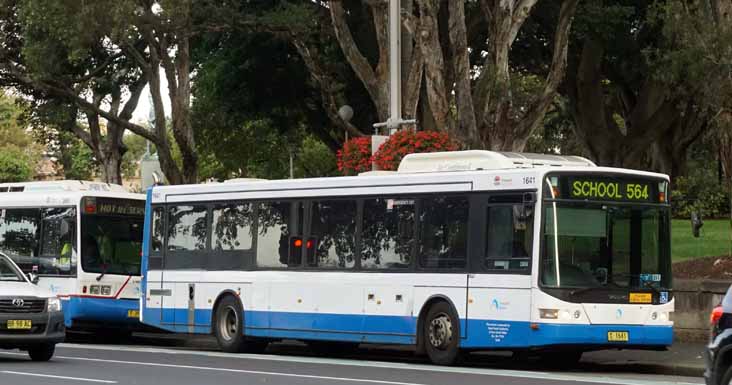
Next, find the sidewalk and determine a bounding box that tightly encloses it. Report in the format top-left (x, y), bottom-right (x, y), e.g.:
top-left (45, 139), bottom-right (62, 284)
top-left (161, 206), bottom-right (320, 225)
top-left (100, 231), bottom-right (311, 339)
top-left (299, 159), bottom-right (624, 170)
top-left (581, 342), bottom-right (706, 377)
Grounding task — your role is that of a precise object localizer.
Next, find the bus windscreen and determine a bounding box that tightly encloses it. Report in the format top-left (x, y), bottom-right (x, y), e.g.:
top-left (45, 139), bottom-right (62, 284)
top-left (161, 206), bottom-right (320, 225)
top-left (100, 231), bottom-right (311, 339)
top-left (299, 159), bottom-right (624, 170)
top-left (81, 198), bottom-right (144, 276)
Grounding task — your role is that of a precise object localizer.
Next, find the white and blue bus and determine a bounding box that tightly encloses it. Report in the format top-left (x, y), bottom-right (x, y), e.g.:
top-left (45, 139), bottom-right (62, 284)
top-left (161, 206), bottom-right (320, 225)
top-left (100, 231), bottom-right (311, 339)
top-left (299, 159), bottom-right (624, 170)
top-left (140, 151), bottom-right (674, 365)
top-left (0, 181), bottom-right (146, 332)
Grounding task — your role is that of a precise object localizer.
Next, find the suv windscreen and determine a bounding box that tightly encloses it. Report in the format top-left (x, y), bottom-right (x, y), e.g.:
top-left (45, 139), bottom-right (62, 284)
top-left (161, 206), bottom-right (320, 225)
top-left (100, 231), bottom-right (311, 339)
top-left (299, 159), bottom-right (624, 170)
top-left (0, 255), bottom-right (24, 282)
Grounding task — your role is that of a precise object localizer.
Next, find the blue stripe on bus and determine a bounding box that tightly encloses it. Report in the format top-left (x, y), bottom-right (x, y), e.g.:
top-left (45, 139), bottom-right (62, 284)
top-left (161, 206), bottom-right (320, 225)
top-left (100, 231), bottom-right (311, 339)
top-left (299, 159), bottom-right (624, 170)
top-left (62, 297), bottom-right (140, 329)
top-left (145, 307), bottom-right (673, 348)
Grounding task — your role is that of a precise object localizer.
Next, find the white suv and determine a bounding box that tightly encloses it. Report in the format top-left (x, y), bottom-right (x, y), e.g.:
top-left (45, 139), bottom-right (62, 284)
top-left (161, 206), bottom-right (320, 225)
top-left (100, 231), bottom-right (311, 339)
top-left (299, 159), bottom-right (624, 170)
top-left (0, 252), bottom-right (65, 361)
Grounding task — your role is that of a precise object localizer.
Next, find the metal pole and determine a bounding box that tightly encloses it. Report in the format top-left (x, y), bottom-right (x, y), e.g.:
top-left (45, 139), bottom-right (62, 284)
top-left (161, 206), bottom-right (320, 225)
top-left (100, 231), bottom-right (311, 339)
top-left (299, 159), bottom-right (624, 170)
top-left (388, 0), bottom-right (402, 135)
top-left (372, 0), bottom-right (416, 134)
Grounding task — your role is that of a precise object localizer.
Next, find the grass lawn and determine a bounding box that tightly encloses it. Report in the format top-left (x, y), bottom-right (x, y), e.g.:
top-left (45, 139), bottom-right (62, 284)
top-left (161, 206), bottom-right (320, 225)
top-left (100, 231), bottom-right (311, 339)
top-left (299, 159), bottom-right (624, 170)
top-left (672, 219), bottom-right (732, 262)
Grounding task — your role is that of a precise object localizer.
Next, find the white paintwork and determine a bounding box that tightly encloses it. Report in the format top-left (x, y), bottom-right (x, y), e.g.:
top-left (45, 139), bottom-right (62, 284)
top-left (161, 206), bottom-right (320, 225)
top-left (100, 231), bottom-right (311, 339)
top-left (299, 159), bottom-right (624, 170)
top-left (0, 188), bottom-right (145, 300)
top-left (147, 152), bottom-right (673, 346)
top-left (0, 180), bottom-right (127, 193)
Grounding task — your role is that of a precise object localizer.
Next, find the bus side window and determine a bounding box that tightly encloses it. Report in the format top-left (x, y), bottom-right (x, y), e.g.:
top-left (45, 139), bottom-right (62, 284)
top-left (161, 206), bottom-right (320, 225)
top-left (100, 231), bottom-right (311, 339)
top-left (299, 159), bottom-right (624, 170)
top-left (361, 198), bottom-right (415, 270)
top-left (149, 206), bottom-right (165, 269)
top-left (485, 204), bottom-right (533, 271)
top-left (256, 201), bottom-right (302, 268)
top-left (307, 200), bottom-right (356, 269)
top-left (418, 196), bottom-right (469, 270)
top-left (0, 208), bottom-right (41, 270)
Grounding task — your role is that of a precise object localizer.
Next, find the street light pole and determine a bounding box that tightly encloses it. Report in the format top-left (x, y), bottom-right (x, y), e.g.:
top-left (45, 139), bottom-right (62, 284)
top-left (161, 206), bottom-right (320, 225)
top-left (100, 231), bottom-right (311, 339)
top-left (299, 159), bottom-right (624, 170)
top-left (373, 0), bottom-right (415, 135)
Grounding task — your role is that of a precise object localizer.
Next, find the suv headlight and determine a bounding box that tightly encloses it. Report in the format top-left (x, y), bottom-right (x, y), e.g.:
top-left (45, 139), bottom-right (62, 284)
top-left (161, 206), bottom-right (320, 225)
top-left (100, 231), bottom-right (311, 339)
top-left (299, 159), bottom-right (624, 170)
top-left (47, 297), bottom-right (62, 312)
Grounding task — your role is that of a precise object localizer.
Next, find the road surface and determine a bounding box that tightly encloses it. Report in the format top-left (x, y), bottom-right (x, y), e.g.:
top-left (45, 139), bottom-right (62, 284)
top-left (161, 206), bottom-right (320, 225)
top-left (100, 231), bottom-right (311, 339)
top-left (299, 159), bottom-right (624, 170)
top-left (0, 341), bottom-right (704, 385)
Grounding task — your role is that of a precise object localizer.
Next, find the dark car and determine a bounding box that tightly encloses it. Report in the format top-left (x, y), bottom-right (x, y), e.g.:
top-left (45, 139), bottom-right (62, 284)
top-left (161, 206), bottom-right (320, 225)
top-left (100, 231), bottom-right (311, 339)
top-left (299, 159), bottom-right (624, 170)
top-left (706, 284), bottom-right (732, 384)
top-left (0, 252), bottom-right (65, 361)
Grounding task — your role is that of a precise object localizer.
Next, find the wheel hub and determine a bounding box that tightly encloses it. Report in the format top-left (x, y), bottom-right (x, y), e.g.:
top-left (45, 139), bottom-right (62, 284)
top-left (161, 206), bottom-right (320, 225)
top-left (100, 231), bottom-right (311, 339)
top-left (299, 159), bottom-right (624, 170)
top-left (219, 306), bottom-right (238, 341)
top-left (428, 313), bottom-right (453, 350)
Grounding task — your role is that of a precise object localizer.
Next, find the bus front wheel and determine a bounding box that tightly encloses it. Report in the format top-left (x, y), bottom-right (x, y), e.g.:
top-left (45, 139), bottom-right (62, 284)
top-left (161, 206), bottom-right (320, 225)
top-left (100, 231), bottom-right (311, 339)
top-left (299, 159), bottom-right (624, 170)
top-left (423, 301), bottom-right (461, 365)
top-left (213, 295), bottom-right (267, 354)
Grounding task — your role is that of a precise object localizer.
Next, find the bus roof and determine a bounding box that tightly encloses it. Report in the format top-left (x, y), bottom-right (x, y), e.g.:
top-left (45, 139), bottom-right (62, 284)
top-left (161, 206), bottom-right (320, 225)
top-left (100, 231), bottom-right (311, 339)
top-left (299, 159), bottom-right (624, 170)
top-left (150, 150), bottom-right (668, 204)
top-left (0, 180), bottom-right (129, 194)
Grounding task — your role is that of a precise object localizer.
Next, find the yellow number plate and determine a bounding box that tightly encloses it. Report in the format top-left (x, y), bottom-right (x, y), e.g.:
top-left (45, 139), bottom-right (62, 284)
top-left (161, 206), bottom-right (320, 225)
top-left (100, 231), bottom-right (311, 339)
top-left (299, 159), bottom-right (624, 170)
top-left (607, 331), bottom-right (629, 342)
top-left (629, 293), bottom-right (652, 303)
top-left (127, 310), bottom-right (140, 318)
top-left (7, 320), bottom-right (32, 330)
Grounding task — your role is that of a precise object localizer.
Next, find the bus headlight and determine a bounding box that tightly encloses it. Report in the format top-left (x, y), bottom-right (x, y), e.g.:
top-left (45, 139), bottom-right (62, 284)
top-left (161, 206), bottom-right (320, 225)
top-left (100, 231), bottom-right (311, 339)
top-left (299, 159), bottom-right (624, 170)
top-left (539, 309), bottom-right (559, 319)
top-left (651, 312), bottom-right (658, 321)
top-left (47, 297), bottom-right (62, 312)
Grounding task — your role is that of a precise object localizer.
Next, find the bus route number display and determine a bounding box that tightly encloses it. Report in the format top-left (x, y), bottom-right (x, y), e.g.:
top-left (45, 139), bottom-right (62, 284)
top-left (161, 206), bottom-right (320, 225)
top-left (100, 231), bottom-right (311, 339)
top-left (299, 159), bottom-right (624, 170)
top-left (569, 179), bottom-right (652, 202)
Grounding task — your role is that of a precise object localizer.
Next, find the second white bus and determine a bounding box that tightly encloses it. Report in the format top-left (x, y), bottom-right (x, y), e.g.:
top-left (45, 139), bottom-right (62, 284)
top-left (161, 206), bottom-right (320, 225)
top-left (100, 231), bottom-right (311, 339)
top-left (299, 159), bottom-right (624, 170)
top-left (140, 151), bottom-right (674, 365)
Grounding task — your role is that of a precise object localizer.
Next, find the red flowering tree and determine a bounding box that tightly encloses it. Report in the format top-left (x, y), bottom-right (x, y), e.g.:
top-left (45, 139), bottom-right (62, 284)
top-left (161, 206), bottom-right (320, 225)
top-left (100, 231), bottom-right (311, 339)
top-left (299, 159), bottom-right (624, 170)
top-left (337, 136), bottom-right (373, 176)
top-left (373, 130), bottom-right (459, 171)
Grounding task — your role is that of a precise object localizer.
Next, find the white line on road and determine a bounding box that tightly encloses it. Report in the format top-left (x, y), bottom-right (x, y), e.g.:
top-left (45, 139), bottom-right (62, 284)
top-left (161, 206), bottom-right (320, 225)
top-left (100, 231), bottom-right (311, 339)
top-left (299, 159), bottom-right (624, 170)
top-left (0, 347), bottom-right (702, 385)
top-left (1, 370), bottom-right (117, 384)
top-left (58, 356), bottom-right (427, 385)
top-left (49, 344), bottom-right (703, 385)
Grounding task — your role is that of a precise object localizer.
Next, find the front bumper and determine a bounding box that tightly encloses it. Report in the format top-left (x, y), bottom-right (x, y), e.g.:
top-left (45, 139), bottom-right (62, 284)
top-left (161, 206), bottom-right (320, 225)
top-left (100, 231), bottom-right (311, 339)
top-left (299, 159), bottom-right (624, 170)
top-left (62, 297), bottom-right (141, 330)
top-left (0, 310), bottom-right (65, 348)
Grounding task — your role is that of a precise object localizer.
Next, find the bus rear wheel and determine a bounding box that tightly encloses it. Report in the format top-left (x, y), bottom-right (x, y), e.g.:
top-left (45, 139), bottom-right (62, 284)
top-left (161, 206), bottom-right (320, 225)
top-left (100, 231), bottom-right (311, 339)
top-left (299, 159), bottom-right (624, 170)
top-left (423, 301), bottom-right (461, 365)
top-left (213, 295), bottom-right (267, 353)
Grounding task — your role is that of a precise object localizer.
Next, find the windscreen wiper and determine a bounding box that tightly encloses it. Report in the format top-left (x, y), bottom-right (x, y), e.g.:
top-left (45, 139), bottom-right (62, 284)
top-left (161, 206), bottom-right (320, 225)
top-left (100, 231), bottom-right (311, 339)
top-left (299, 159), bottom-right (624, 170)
top-left (570, 286), bottom-right (604, 296)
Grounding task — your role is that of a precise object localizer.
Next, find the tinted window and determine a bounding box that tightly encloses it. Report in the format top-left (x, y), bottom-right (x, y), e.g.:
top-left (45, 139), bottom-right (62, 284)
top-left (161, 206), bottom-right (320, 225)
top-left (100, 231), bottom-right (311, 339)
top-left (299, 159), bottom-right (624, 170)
top-left (361, 198), bottom-right (415, 269)
top-left (81, 211), bottom-right (144, 276)
top-left (39, 207), bottom-right (76, 275)
top-left (418, 196), bottom-right (469, 269)
top-left (0, 255), bottom-right (23, 282)
top-left (212, 203), bottom-right (254, 251)
top-left (485, 204), bottom-right (533, 271)
top-left (151, 206), bottom-right (164, 253)
top-left (256, 202), bottom-right (302, 268)
top-left (308, 201), bottom-right (356, 269)
top-left (1, 207), bottom-right (77, 276)
top-left (168, 205), bottom-right (208, 251)
top-left (0, 208), bottom-right (40, 261)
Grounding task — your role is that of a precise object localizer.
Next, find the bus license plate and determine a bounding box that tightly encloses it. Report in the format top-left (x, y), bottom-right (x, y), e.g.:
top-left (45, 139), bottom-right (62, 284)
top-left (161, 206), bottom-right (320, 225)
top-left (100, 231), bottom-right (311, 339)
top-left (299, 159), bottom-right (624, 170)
top-left (7, 320), bottom-right (32, 330)
top-left (607, 331), bottom-right (629, 342)
top-left (127, 310), bottom-right (140, 318)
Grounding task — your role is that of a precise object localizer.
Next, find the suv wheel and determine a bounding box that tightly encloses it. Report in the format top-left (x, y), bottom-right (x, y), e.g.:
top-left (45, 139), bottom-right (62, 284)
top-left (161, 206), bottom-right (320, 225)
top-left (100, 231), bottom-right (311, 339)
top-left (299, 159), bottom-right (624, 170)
top-left (28, 344), bottom-right (55, 362)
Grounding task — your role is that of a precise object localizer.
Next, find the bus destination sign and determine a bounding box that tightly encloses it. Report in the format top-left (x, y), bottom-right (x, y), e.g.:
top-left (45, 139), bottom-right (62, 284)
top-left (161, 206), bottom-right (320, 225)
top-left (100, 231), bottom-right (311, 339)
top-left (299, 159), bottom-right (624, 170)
top-left (94, 199), bottom-right (145, 216)
top-left (568, 178), bottom-right (654, 202)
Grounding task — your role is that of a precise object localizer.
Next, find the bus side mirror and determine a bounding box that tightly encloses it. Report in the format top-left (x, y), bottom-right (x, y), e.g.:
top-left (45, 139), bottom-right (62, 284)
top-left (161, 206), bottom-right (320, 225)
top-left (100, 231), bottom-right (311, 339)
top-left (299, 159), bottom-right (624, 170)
top-left (691, 211), bottom-right (704, 238)
top-left (27, 273), bottom-right (39, 285)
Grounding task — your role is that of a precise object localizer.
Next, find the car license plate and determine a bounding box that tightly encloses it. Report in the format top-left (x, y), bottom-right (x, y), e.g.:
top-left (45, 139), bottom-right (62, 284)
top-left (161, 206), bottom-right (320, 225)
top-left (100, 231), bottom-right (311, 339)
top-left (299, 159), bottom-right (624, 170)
top-left (127, 310), bottom-right (140, 318)
top-left (607, 331), bottom-right (629, 342)
top-left (7, 320), bottom-right (32, 330)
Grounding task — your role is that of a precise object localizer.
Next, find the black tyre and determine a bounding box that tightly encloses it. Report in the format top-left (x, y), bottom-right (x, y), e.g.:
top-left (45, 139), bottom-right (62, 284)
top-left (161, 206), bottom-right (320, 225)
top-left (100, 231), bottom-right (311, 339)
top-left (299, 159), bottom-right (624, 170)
top-left (721, 364), bottom-right (732, 385)
top-left (423, 301), bottom-right (461, 365)
top-left (213, 295), bottom-right (267, 353)
top-left (538, 350), bottom-right (583, 369)
top-left (28, 344), bottom-right (55, 362)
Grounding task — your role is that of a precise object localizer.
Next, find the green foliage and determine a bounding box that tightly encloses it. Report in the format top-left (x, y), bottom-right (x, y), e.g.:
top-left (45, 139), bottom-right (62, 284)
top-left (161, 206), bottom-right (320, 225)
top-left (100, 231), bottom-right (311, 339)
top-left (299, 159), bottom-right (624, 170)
top-left (61, 139), bottom-right (96, 181)
top-left (0, 94), bottom-right (40, 181)
top-left (0, 146), bottom-right (33, 182)
top-left (121, 134), bottom-right (149, 178)
top-left (671, 177), bottom-right (729, 219)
